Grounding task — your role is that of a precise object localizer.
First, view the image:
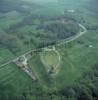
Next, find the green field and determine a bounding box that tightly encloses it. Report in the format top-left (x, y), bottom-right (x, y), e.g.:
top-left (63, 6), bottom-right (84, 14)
top-left (40, 49), bottom-right (60, 73)
top-left (0, 0), bottom-right (98, 99)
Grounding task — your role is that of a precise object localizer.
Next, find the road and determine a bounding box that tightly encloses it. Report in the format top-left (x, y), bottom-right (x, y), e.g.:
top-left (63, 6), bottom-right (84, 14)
top-left (57, 23), bottom-right (87, 46)
top-left (0, 23), bottom-right (87, 68)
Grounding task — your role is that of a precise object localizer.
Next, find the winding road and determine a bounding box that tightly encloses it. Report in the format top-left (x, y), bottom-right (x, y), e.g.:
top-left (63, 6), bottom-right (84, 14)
top-left (57, 23), bottom-right (87, 46)
top-left (0, 23), bottom-right (87, 68)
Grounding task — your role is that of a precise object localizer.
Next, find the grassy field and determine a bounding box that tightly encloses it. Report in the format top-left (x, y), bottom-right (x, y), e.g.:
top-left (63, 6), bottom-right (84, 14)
top-left (0, 63), bottom-right (33, 92)
top-left (0, 0), bottom-right (98, 96)
top-left (40, 50), bottom-right (60, 72)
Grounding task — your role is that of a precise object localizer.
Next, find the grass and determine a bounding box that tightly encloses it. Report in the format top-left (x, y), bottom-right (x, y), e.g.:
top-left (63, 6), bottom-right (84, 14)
top-left (40, 50), bottom-right (59, 71)
top-left (0, 62), bottom-right (44, 94)
top-left (0, 63), bottom-right (34, 92)
top-left (0, 0), bottom-right (98, 94)
top-left (54, 30), bottom-right (98, 89)
top-left (28, 53), bottom-right (53, 88)
top-left (0, 47), bottom-right (15, 65)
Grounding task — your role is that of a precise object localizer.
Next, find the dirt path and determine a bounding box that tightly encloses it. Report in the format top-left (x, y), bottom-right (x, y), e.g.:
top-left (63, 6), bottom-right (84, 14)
top-left (52, 47), bottom-right (61, 75)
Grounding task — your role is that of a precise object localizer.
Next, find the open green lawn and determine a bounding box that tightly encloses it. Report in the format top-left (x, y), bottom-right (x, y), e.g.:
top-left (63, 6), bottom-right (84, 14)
top-left (40, 50), bottom-right (60, 71)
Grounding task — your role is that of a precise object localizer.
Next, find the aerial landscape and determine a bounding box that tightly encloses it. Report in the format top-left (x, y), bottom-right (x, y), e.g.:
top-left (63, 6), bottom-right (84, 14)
top-left (0, 0), bottom-right (98, 100)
